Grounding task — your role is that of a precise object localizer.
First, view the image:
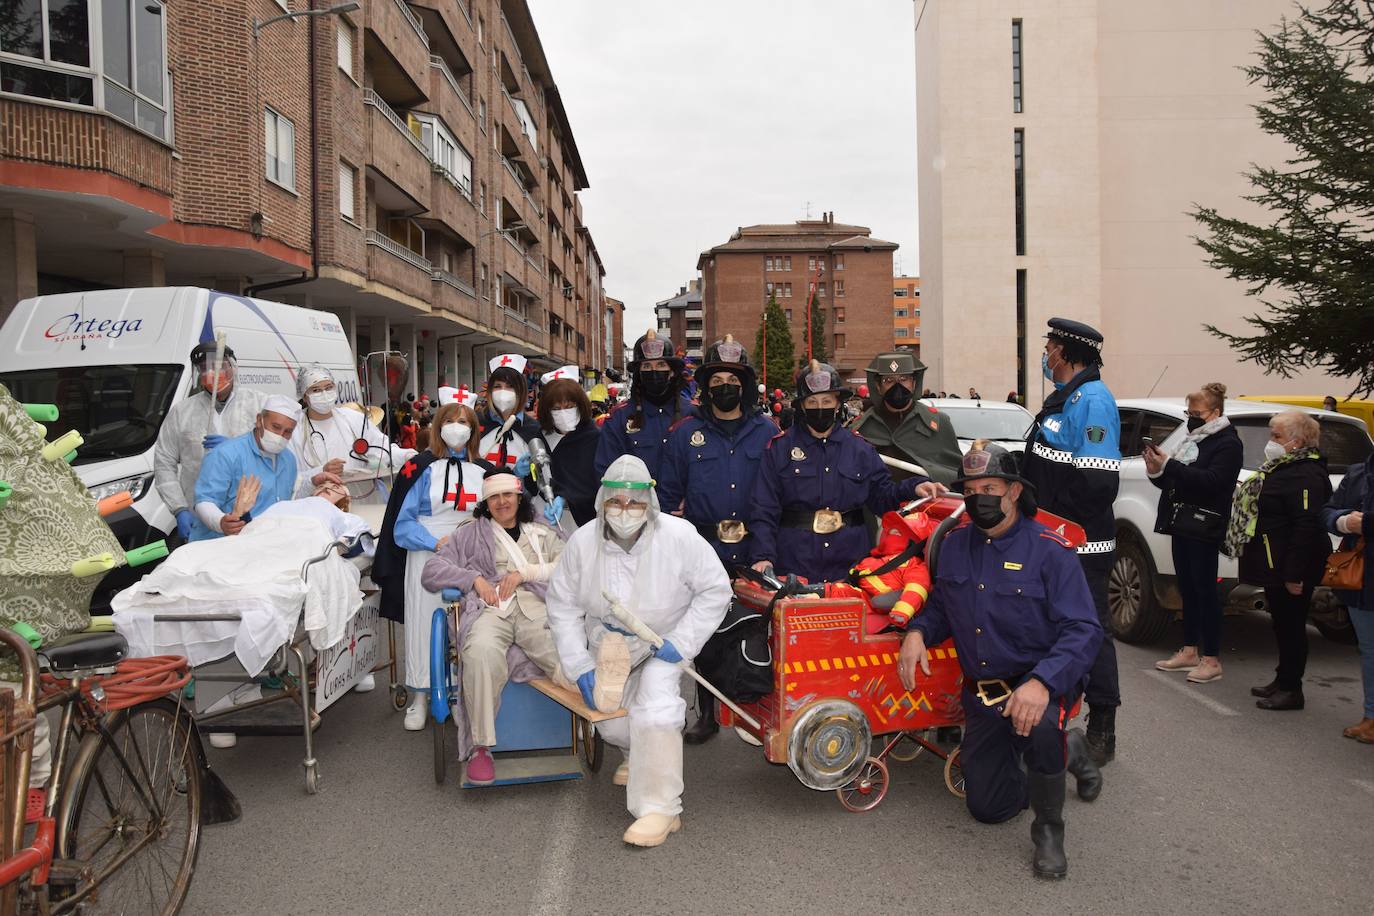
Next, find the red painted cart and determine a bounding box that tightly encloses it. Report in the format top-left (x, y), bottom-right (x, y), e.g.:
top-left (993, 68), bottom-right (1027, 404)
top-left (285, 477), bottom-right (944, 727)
top-left (719, 496), bottom-right (1085, 812)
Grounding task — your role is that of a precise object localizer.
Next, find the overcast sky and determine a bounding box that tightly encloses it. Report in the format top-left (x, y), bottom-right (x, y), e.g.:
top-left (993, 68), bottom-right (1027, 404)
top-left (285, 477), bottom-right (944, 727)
top-left (527, 0), bottom-right (919, 340)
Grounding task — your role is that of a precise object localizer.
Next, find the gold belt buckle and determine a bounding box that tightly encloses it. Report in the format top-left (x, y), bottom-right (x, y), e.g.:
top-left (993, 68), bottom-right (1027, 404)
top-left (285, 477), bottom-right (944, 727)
top-left (975, 679), bottom-right (1013, 707)
top-left (716, 520), bottom-right (747, 543)
top-left (812, 508), bottom-right (843, 535)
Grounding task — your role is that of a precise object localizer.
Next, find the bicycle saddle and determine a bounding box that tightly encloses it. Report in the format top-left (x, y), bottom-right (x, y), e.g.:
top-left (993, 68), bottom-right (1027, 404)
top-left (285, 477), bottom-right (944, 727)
top-left (41, 632), bottom-right (129, 671)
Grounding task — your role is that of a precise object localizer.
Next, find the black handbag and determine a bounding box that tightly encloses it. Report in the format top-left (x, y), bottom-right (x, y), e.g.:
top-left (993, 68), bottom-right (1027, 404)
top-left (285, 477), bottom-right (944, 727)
top-left (1160, 498), bottom-right (1226, 542)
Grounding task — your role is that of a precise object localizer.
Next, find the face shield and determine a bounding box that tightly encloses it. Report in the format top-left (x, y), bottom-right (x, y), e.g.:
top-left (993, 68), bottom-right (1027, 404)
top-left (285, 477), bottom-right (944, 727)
top-left (596, 455), bottom-right (660, 541)
top-left (192, 350), bottom-right (237, 396)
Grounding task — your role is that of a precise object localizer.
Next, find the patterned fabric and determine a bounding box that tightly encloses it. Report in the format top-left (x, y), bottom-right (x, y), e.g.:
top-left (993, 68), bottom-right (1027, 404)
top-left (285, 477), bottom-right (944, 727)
top-left (0, 385), bottom-right (117, 679)
top-left (1223, 446), bottom-right (1318, 559)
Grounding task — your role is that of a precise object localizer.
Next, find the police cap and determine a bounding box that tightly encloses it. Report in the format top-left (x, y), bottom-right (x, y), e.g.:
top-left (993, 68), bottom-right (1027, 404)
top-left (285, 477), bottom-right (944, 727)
top-left (1045, 318), bottom-right (1104, 351)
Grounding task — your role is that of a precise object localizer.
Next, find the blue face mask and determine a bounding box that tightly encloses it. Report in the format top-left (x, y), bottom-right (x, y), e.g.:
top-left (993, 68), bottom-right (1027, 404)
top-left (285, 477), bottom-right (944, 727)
top-left (1042, 351), bottom-right (1066, 390)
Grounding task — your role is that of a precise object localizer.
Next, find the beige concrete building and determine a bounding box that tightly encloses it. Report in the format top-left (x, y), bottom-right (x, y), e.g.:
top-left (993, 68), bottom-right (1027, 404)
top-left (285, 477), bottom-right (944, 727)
top-left (914, 0), bottom-right (1341, 409)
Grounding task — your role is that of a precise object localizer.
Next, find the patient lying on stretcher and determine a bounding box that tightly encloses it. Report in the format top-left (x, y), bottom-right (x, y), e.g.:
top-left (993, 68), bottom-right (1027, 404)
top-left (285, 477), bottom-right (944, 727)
top-left (111, 480), bottom-right (375, 675)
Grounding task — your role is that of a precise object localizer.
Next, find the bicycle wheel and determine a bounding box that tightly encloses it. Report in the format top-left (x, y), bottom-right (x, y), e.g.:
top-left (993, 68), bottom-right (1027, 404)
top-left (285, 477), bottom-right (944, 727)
top-left (58, 699), bottom-right (202, 915)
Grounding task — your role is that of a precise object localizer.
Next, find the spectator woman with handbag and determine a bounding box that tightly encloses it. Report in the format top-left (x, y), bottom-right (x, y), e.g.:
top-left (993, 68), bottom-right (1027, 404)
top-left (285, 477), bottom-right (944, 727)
top-left (1144, 383), bottom-right (1243, 683)
top-left (1322, 453), bottom-right (1373, 742)
top-left (1223, 410), bottom-right (1332, 711)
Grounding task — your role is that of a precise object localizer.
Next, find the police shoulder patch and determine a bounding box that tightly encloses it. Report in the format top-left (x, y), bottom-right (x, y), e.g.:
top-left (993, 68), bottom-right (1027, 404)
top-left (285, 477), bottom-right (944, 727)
top-left (1071, 391), bottom-right (1083, 404)
top-left (1085, 426), bottom-right (1106, 444)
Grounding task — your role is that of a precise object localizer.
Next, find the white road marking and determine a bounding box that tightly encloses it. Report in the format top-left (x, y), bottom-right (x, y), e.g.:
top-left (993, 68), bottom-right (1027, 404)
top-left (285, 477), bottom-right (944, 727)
top-left (1144, 669), bottom-right (1240, 717)
top-left (527, 782), bottom-right (587, 916)
top-left (1351, 779), bottom-right (1374, 798)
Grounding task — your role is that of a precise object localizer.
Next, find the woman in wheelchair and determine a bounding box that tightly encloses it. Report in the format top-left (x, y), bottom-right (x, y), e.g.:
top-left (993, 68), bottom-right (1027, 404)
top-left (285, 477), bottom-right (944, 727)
top-left (420, 470), bottom-right (567, 785)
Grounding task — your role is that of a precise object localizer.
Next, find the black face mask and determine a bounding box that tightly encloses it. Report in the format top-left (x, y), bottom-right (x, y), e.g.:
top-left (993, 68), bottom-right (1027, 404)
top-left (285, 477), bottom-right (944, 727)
top-left (707, 383), bottom-right (742, 413)
top-left (964, 493), bottom-right (1008, 530)
top-left (1185, 415), bottom-right (1206, 433)
top-left (803, 406), bottom-right (837, 433)
top-left (638, 369), bottom-right (673, 399)
top-left (882, 383), bottom-right (913, 411)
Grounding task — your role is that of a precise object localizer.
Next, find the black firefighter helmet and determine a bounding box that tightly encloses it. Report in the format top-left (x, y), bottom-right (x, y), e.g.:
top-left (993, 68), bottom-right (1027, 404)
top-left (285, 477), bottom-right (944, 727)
top-left (628, 329), bottom-right (684, 377)
top-left (795, 359), bottom-right (851, 404)
top-left (695, 334), bottom-right (757, 407)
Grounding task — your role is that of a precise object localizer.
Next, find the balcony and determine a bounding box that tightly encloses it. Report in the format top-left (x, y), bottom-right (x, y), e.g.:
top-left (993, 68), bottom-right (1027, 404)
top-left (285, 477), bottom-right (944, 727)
top-left (365, 90), bottom-right (431, 206)
top-left (425, 166), bottom-right (477, 243)
top-left (366, 229), bottom-right (433, 301)
top-left (431, 268), bottom-right (483, 325)
top-left (499, 157), bottom-right (543, 224)
top-left (365, 0), bottom-right (431, 104)
top-left (409, 0), bottom-right (477, 71)
top-left (422, 56), bottom-right (477, 151)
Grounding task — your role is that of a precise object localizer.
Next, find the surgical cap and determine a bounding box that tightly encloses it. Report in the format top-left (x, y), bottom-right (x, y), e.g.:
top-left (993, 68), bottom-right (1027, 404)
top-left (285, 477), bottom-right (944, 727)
top-left (295, 364), bottom-right (335, 399)
top-left (262, 394), bottom-right (303, 422)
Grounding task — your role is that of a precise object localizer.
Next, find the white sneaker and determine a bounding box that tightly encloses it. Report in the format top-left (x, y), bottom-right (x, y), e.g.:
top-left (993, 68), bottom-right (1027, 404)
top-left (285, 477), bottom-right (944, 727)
top-left (404, 694), bottom-right (427, 731)
top-left (353, 673), bottom-right (376, 693)
top-left (208, 733), bottom-right (237, 749)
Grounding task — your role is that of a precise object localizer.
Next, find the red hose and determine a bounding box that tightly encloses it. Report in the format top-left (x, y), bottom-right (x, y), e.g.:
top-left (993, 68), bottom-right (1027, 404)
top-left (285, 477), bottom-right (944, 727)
top-left (41, 656), bottom-right (191, 712)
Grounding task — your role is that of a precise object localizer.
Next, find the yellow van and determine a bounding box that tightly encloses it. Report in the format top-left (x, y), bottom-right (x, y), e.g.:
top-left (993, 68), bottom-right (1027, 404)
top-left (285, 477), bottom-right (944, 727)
top-left (1236, 395), bottom-right (1374, 436)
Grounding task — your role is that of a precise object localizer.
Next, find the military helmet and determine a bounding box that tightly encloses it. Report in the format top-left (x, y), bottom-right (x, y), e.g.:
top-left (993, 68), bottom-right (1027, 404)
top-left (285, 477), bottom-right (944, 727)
top-left (864, 351), bottom-right (927, 400)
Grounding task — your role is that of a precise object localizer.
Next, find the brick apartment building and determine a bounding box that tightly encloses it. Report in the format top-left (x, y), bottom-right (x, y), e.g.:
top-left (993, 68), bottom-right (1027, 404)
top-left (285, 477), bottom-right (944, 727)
top-left (0, 0), bottom-right (621, 392)
top-left (653, 279), bottom-right (703, 359)
top-left (698, 214), bottom-right (898, 385)
top-left (892, 275), bottom-right (920, 355)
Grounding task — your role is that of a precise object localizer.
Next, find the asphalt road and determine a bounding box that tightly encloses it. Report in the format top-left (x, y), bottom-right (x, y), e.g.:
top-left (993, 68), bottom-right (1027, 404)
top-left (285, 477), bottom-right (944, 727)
top-left (184, 608), bottom-right (1373, 916)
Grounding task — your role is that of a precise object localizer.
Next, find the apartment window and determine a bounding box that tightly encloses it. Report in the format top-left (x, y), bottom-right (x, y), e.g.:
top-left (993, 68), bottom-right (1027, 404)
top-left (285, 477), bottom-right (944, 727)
top-left (477, 14), bottom-right (486, 45)
top-left (808, 256), bottom-right (816, 272)
top-left (817, 282), bottom-right (826, 297)
top-left (894, 288), bottom-right (907, 298)
top-left (834, 254), bottom-right (844, 270)
top-left (264, 107), bottom-right (296, 190)
top-left (1012, 19), bottom-right (1023, 114)
top-left (834, 333), bottom-right (845, 351)
top-left (766, 282), bottom-right (775, 298)
top-left (785, 309), bottom-right (792, 321)
top-left (479, 97), bottom-right (487, 132)
top-left (481, 263), bottom-right (489, 298)
top-left (441, 249), bottom-right (455, 273)
top-left (784, 283), bottom-right (793, 298)
top-left (895, 308), bottom-right (907, 318)
top-left (914, 308), bottom-right (921, 317)
top-left (784, 256), bottom-right (792, 270)
top-left (817, 257), bottom-right (826, 273)
top-left (835, 280), bottom-right (845, 298)
top-left (1014, 129), bottom-right (1027, 256)
top-left (895, 328), bottom-right (909, 339)
top-left (337, 19), bottom-right (354, 76)
top-left (338, 161), bottom-right (357, 220)
top-left (479, 180), bottom-right (486, 214)
top-left (835, 306), bottom-right (845, 323)
top-left (1016, 268), bottom-right (1027, 401)
top-left (915, 329), bottom-right (921, 338)
top-left (765, 257), bottom-right (773, 272)
top-left (414, 113), bottom-right (472, 194)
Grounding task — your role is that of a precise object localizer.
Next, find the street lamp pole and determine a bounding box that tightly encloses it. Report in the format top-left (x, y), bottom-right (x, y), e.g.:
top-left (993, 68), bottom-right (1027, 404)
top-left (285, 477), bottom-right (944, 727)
top-left (253, 1), bottom-right (360, 38)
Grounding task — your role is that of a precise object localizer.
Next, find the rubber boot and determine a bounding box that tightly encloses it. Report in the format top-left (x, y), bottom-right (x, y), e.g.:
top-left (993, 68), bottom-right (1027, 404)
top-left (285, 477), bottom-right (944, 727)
top-left (1065, 728), bottom-right (1102, 802)
top-left (683, 683), bottom-right (718, 745)
top-left (1028, 771), bottom-right (1068, 880)
top-left (1085, 706), bottom-right (1116, 766)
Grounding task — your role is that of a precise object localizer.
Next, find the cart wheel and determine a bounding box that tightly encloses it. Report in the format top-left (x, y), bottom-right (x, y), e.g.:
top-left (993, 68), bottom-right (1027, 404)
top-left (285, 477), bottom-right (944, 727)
top-left (943, 747), bottom-right (966, 798)
top-left (836, 756), bottom-right (889, 812)
top-left (391, 685), bottom-right (409, 711)
top-left (433, 719), bottom-right (447, 785)
top-left (576, 717), bottom-right (603, 773)
top-left (887, 729), bottom-right (929, 763)
top-left (305, 762), bottom-right (320, 795)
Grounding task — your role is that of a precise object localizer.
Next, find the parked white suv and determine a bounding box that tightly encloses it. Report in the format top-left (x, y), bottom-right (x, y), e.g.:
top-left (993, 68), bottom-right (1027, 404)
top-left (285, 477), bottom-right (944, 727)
top-left (923, 398), bottom-right (1034, 454)
top-left (1110, 398), bottom-right (1372, 645)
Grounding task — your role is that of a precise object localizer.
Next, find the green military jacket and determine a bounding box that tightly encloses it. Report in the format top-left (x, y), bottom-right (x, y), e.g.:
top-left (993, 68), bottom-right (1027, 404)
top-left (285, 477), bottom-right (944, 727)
top-left (851, 402), bottom-right (965, 486)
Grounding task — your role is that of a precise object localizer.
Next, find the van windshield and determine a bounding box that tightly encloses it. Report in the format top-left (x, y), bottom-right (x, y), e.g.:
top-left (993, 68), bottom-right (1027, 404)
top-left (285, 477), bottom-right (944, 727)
top-left (1232, 416), bottom-right (1373, 472)
top-left (0, 365), bottom-right (183, 465)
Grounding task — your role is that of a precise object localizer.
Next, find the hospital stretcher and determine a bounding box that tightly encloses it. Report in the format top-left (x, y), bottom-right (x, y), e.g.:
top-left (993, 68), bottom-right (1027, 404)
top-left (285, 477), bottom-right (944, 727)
top-left (428, 589), bottom-right (625, 789)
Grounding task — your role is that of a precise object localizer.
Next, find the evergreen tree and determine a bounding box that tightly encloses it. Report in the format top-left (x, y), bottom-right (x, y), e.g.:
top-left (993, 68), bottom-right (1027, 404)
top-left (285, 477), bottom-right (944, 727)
top-left (753, 294), bottom-right (795, 393)
top-left (803, 283), bottom-right (829, 365)
top-left (1191, 0), bottom-right (1374, 395)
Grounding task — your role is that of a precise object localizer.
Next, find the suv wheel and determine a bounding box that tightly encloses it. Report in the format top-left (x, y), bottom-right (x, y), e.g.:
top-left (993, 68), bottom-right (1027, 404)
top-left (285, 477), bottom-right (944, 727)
top-left (1109, 532), bottom-right (1168, 644)
top-left (1311, 601), bottom-right (1360, 645)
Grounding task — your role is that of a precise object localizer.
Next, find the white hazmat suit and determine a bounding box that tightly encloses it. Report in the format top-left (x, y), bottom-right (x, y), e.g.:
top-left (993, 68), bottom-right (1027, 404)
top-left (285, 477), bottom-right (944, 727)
top-left (545, 456), bottom-right (731, 835)
top-left (153, 384), bottom-right (266, 515)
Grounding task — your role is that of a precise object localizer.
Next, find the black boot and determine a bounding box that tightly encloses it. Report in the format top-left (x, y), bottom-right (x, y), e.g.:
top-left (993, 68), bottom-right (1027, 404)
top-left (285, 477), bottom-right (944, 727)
top-left (683, 684), bottom-right (718, 745)
top-left (1065, 728), bottom-right (1102, 802)
top-left (1250, 679), bottom-right (1280, 698)
top-left (1085, 706), bottom-right (1116, 766)
top-left (1256, 687), bottom-right (1304, 711)
top-left (1028, 771), bottom-right (1068, 880)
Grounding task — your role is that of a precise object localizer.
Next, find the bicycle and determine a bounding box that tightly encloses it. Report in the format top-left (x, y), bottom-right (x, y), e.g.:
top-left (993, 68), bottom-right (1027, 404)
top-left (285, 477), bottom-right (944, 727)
top-left (0, 626), bottom-right (203, 914)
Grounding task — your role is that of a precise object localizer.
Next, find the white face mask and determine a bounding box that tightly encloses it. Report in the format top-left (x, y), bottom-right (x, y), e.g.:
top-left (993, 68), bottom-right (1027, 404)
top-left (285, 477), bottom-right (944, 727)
top-left (552, 407), bottom-right (580, 433)
top-left (1263, 439), bottom-right (1289, 462)
top-left (307, 389), bottom-right (337, 413)
top-left (492, 389), bottom-right (519, 413)
top-left (606, 511), bottom-right (647, 539)
top-left (441, 422), bottom-right (472, 450)
top-left (259, 428), bottom-right (290, 455)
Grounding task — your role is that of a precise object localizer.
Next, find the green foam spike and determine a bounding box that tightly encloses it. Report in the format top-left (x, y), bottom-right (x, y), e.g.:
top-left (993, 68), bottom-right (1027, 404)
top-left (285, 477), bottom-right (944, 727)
top-left (23, 404), bottom-right (59, 423)
top-left (125, 540), bottom-right (169, 567)
top-left (10, 622), bottom-right (41, 650)
top-left (63, 450), bottom-right (77, 464)
top-left (0, 481), bottom-right (10, 511)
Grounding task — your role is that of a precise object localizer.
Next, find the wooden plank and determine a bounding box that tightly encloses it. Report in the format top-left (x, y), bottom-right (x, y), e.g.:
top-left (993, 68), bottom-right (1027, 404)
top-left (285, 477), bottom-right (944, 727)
top-left (527, 677), bottom-right (626, 722)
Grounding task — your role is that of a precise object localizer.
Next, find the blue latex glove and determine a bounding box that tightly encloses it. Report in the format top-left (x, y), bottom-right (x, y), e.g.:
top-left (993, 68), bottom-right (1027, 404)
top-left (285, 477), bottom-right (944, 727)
top-left (577, 671), bottom-right (596, 709)
top-left (175, 509), bottom-right (194, 541)
top-left (543, 496), bottom-right (565, 525)
top-left (653, 639), bottom-right (683, 665)
top-left (202, 434), bottom-right (227, 450)
top-left (514, 454), bottom-right (531, 478)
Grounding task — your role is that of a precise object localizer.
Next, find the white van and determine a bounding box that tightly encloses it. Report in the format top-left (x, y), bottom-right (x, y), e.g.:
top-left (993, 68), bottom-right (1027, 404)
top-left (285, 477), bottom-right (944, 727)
top-left (0, 287), bottom-right (359, 607)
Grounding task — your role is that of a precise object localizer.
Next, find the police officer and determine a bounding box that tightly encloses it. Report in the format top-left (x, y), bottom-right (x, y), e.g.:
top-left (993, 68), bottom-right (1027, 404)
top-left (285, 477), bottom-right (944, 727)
top-left (851, 351), bottom-right (964, 486)
top-left (658, 335), bottom-right (778, 743)
top-left (898, 441), bottom-right (1103, 880)
top-left (749, 361), bottom-right (944, 584)
top-left (595, 330), bottom-right (695, 481)
top-left (1023, 318), bottom-right (1122, 765)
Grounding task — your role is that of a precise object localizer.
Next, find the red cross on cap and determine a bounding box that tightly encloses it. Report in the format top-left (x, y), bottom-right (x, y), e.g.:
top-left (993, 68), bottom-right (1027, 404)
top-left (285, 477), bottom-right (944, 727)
top-left (490, 354), bottom-right (526, 374)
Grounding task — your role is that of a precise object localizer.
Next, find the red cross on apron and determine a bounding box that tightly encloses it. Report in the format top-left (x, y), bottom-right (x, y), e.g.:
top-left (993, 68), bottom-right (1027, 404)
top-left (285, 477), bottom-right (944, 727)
top-left (444, 485), bottom-right (477, 511)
